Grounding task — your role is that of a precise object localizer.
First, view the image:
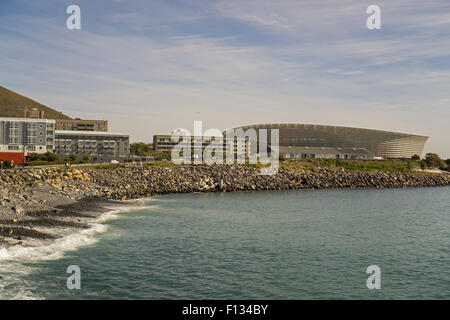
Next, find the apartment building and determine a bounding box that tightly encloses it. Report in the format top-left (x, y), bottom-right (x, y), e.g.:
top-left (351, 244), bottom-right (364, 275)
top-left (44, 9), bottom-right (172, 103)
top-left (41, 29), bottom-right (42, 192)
top-left (153, 134), bottom-right (251, 160)
top-left (54, 130), bottom-right (129, 162)
top-left (0, 117), bottom-right (55, 154)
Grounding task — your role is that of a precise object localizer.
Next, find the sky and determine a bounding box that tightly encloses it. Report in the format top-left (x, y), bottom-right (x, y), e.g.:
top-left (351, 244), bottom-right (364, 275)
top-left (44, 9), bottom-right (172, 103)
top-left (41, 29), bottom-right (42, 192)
top-left (0, 0), bottom-right (449, 157)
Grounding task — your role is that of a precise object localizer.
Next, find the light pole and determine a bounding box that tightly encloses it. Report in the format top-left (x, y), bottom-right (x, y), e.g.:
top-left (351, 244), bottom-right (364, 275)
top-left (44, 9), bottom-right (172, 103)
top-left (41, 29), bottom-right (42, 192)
top-left (22, 139), bottom-right (27, 169)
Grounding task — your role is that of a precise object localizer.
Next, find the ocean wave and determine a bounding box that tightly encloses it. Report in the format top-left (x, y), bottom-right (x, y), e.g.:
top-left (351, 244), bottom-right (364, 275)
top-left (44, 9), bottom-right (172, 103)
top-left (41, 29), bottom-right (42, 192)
top-left (0, 203), bottom-right (152, 300)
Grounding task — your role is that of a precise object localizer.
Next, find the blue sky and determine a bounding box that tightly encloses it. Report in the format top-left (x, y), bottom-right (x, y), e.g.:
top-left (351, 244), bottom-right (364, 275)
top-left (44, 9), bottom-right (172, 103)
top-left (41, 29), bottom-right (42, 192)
top-left (0, 0), bottom-right (449, 157)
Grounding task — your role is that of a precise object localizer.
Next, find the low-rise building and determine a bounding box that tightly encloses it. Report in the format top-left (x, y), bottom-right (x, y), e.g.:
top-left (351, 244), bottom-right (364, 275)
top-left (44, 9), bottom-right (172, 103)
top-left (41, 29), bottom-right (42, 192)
top-left (55, 130), bottom-right (129, 162)
top-left (24, 107), bottom-right (108, 131)
top-left (24, 108), bottom-right (46, 119)
top-left (279, 146), bottom-right (374, 160)
top-left (0, 117), bottom-right (55, 154)
top-left (153, 134), bottom-right (251, 160)
top-left (55, 119), bottom-right (108, 131)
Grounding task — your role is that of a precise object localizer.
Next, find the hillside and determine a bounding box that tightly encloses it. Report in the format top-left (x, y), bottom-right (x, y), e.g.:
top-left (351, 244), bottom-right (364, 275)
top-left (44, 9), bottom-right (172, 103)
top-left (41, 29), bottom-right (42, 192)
top-left (0, 86), bottom-right (71, 119)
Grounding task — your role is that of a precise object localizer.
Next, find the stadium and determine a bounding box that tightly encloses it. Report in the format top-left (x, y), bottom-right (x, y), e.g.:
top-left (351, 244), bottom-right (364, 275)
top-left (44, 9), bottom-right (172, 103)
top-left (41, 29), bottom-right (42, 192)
top-left (231, 123), bottom-right (428, 159)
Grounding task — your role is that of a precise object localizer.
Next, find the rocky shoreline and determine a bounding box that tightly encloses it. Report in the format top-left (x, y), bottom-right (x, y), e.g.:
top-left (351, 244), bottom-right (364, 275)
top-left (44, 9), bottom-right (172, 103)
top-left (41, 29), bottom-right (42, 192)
top-left (1, 164), bottom-right (449, 248)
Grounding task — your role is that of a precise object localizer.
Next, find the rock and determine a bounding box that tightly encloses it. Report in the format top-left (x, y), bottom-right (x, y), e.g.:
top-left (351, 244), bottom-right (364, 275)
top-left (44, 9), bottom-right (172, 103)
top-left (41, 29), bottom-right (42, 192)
top-left (12, 206), bottom-right (24, 214)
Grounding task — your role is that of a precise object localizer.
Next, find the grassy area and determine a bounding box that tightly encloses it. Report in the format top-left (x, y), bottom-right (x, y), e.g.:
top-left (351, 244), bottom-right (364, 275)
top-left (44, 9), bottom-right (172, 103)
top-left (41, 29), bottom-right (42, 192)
top-left (279, 158), bottom-right (421, 173)
top-left (136, 159), bottom-right (423, 173)
top-left (80, 164), bottom-right (118, 170)
top-left (84, 161), bottom-right (175, 170)
top-left (25, 160), bottom-right (89, 166)
top-left (14, 158), bottom-right (434, 174)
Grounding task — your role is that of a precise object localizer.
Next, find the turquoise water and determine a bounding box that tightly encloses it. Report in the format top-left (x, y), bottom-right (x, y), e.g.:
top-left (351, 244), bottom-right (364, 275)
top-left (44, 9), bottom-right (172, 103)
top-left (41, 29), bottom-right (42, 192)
top-left (1, 187), bottom-right (450, 299)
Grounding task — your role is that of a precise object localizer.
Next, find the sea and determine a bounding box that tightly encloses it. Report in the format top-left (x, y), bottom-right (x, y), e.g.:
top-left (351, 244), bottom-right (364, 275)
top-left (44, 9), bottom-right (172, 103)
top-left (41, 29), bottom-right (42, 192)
top-left (0, 187), bottom-right (449, 299)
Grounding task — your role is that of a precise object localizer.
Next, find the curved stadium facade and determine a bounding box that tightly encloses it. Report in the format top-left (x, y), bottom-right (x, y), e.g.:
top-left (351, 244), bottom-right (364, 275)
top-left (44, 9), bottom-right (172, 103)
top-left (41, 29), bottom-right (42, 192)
top-left (233, 124), bottom-right (428, 159)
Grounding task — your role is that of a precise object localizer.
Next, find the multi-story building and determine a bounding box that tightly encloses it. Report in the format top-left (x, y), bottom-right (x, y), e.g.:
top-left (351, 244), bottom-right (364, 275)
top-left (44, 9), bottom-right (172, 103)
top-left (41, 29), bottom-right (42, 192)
top-left (0, 117), bottom-right (55, 154)
top-left (153, 134), bottom-right (251, 161)
top-left (54, 130), bottom-right (129, 162)
top-left (55, 119), bottom-right (108, 132)
top-left (24, 108), bottom-right (108, 131)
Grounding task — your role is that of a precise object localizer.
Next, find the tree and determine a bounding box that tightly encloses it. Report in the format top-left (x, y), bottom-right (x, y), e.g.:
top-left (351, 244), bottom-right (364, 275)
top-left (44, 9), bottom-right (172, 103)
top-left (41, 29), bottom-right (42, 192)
top-left (130, 142), bottom-right (152, 156)
top-left (28, 152), bottom-right (57, 162)
top-left (420, 161), bottom-right (427, 169)
top-left (152, 151), bottom-right (171, 161)
top-left (42, 151), bottom-right (57, 162)
top-left (446, 159), bottom-right (450, 166)
top-left (28, 153), bottom-right (39, 161)
top-left (411, 154), bottom-right (420, 161)
top-left (424, 153), bottom-right (447, 169)
top-left (64, 154), bottom-right (77, 162)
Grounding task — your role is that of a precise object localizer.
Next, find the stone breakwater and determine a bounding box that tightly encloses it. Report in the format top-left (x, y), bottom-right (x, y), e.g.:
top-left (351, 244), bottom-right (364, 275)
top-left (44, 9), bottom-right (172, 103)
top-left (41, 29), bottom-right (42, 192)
top-left (0, 165), bottom-right (449, 246)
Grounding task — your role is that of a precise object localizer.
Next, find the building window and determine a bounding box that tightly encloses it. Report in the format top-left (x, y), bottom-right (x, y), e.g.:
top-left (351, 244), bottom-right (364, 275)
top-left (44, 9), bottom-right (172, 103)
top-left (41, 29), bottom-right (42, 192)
top-left (8, 122), bottom-right (20, 144)
top-left (27, 122), bottom-right (37, 144)
top-left (9, 136), bottom-right (19, 144)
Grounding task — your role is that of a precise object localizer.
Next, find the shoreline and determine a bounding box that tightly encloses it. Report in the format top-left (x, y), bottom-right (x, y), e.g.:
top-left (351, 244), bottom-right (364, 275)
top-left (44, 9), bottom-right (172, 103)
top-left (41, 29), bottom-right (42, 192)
top-left (1, 164), bottom-right (449, 250)
top-left (0, 197), bottom-right (145, 250)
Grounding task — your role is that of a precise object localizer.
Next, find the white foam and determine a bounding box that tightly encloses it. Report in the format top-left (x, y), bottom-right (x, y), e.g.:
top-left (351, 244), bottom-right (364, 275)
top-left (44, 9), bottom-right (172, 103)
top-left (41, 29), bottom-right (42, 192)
top-left (0, 202), bottom-right (154, 300)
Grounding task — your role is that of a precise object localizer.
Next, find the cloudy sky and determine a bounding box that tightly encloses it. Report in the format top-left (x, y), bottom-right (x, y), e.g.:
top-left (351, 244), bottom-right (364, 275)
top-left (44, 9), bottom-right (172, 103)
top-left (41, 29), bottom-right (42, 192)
top-left (0, 0), bottom-right (449, 157)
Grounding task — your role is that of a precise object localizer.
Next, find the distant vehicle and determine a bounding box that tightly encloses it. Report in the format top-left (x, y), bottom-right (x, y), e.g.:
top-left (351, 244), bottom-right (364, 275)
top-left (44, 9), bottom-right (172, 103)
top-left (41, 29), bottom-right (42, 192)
top-left (110, 160), bottom-right (119, 164)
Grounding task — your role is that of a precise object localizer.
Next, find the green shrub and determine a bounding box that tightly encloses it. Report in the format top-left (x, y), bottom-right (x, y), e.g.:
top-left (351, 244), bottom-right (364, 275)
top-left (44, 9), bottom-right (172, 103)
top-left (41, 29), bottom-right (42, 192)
top-left (425, 153), bottom-right (447, 169)
top-left (3, 160), bottom-right (12, 168)
top-left (130, 142), bottom-right (153, 156)
top-left (42, 151), bottom-right (57, 162)
top-left (64, 154), bottom-right (77, 162)
top-left (28, 153), bottom-right (40, 161)
top-left (28, 152), bottom-right (57, 162)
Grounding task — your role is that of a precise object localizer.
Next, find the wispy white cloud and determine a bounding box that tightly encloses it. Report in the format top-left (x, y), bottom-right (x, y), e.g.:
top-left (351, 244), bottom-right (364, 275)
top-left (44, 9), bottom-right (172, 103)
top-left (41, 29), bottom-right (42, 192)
top-left (0, 0), bottom-right (449, 157)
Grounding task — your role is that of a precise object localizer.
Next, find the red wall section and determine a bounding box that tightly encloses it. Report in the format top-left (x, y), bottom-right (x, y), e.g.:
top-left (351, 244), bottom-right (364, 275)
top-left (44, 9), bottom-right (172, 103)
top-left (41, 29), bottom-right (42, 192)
top-left (0, 152), bottom-right (25, 165)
